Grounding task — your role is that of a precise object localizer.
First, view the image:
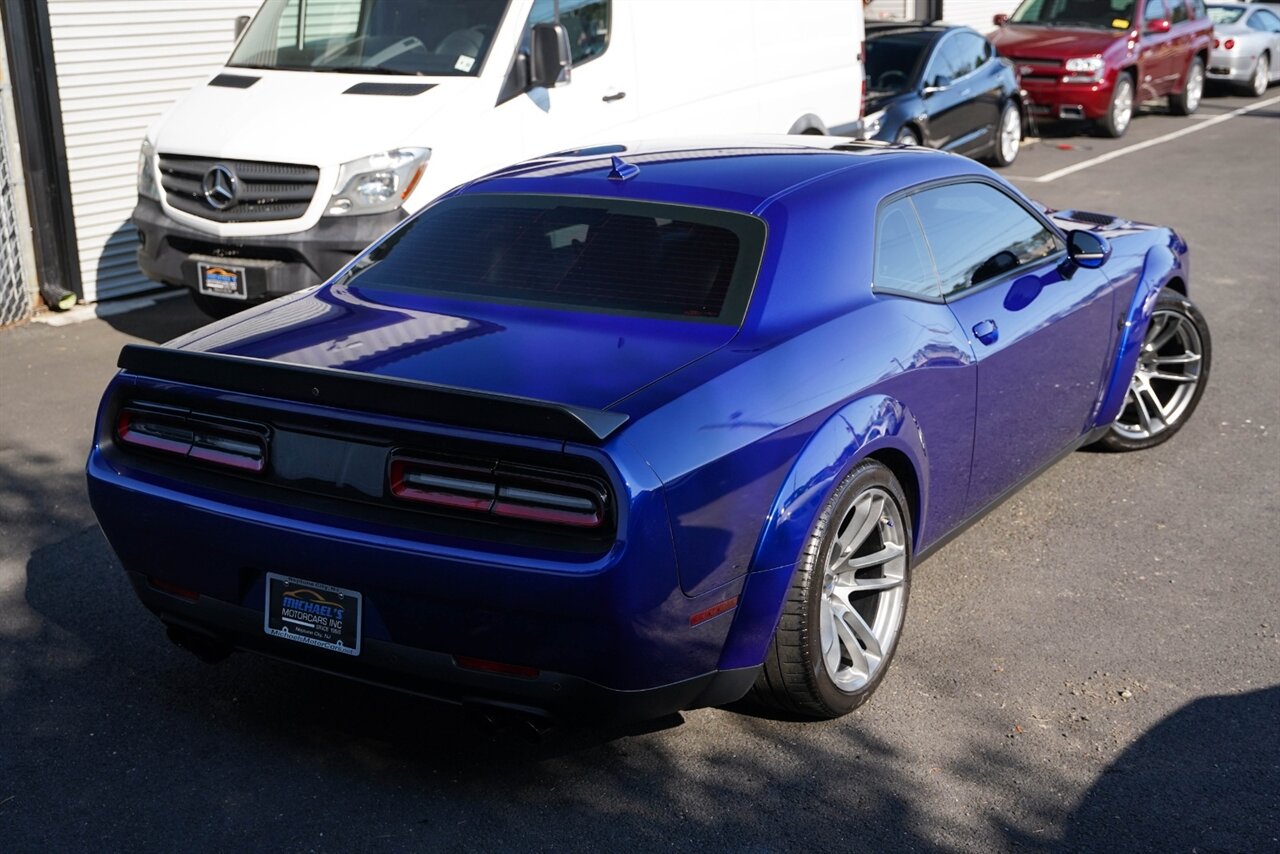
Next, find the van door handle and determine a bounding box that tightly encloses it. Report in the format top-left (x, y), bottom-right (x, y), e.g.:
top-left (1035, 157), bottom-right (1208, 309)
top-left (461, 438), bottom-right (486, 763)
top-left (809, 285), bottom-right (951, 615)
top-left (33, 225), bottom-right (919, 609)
top-left (972, 319), bottom-right (999, 345)
top-left (602, 90), bottom-right (627, 102)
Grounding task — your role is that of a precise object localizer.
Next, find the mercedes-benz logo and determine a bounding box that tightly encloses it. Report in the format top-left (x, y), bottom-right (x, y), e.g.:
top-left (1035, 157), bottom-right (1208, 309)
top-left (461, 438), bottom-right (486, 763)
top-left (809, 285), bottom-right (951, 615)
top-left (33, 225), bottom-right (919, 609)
top-left (201, 164), bottom-right (238, 211)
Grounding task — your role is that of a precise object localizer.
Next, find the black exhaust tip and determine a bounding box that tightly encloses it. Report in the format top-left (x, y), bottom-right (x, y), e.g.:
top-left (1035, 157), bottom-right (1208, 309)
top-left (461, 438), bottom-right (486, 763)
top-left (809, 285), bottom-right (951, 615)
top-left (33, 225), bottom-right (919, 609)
top-left (165, 624), bottom-right (233, 664)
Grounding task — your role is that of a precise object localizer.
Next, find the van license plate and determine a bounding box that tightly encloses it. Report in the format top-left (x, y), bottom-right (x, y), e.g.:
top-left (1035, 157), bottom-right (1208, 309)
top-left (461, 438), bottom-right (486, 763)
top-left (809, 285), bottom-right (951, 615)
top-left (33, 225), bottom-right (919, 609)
top-left (197, 262), bottom-right (247, 299)
top-left (264, 573), bottom-right (361, 656)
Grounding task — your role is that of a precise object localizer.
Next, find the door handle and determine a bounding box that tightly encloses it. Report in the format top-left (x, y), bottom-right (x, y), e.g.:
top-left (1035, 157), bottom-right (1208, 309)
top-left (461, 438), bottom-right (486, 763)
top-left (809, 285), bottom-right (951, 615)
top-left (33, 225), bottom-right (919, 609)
top-left (972, 319), bottom-right (999, 345)
top-left (602, 90), bottom-right (627, 102)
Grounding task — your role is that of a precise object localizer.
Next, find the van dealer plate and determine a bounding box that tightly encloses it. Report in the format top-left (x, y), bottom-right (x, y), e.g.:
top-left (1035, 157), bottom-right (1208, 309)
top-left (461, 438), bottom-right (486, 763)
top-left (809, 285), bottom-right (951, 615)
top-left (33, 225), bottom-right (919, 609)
top-left (197, 262), bottom-right (247, 299)
top-left (264, 573), bottom-right (361, 656)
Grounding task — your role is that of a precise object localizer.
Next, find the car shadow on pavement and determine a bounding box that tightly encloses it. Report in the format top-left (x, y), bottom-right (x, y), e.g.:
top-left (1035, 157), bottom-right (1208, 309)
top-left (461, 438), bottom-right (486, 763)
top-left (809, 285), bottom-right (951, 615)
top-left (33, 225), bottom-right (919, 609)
top-left (97, 291), bottom-right (211, 344)
top-left (1029, 686), bottom-right (1280, 852)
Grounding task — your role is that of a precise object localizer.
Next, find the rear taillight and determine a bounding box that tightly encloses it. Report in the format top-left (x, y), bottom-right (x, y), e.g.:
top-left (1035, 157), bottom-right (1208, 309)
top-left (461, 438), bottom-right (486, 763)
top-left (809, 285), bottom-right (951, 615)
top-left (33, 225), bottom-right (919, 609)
top-left (1224, 38), bottom-right (1235, 49)
top-left (1213, 38), bottom-right (1219, 48)
top-left (115, 407), bottom-right (268, 473)
top-left (389, 453), bottom-right (607, 529)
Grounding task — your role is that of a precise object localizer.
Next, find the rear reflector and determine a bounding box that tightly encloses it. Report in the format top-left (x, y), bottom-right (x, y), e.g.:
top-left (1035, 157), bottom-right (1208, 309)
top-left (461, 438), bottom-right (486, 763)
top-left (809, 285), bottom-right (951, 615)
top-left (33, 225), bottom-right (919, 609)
top-left (690, 596), bottom-right (739, 626)
top-left (389, 452), bottom-right (606, 529)
top-left (454, 655), bottom-right (540, 679)
top-left (116, 406), bottom-right (268, 473)
top-left (148, 577), bottom-right (201, 602)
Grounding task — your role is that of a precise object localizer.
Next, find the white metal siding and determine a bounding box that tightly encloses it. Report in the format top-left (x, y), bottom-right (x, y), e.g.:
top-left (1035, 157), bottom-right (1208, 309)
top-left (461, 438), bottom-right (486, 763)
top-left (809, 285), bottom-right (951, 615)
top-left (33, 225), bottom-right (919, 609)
top-left (942, 0), bottom-right (1017, 33)
top-left (47, 0), bottom-right (263, 302)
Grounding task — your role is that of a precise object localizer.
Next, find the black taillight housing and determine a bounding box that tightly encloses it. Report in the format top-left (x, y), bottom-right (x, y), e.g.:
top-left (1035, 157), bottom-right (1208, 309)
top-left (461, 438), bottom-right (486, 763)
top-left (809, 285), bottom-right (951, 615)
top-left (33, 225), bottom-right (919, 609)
top-left (389, 452), bottom-right (609, 529)
top-left (115, 405), bottom-right (269, 474)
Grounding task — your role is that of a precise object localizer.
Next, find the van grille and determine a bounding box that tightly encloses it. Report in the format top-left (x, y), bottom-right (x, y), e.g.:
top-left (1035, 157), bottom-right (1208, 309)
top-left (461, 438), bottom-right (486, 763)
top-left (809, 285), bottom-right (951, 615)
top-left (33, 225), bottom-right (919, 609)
top-left (158, 154), bottom-right (320, 223)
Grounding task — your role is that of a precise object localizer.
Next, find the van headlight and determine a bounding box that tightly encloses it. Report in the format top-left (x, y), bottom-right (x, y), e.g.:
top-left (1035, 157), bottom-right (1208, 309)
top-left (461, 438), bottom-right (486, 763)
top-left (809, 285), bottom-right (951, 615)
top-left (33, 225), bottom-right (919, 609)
top-left (1063, 56), bottom-right (1105, 83)
top-left (138, 139), bottom-right (160, 201)
top-left (327, 148), bottom-right (430, 216)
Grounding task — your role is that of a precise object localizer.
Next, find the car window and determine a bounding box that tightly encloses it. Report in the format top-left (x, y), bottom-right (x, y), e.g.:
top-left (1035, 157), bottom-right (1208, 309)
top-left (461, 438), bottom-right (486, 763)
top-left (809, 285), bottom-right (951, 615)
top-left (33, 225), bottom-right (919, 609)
top-left (952, 32), bottom-right (991, 74)
top-left (874, 198), bottom-right (941, 300)
top-left (344, 194), bottom-right (765, 324)
top-left (935, 35), bottom-right (980, 81)
top-left (1257, 9), bottom-right (1280, 30)
top-left (1010, 0), bottom-right (1137, 30)
top-left (925, 38), bottom-right (964, 86)
top-left (1143, 0), bottom-right (1168, 22)
top-left (866, 31), bottom-right (934, 94)
top-left (1168, 0), bottom-right (1188, 24)
top-left (1207, 4), bottom-right (1243, 23)
top-left (910, 182), bottom-right (1063, 299)
top-left (527, 0), bottom-right (610, 66)
top-left (1188, 0), bottom-right (1207, 18)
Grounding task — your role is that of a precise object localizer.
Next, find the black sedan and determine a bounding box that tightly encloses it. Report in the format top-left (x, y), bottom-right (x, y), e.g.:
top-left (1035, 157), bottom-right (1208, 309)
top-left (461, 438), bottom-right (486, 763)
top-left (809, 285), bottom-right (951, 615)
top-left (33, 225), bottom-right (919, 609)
top-left (862, 23), bottom-right (1024, 167)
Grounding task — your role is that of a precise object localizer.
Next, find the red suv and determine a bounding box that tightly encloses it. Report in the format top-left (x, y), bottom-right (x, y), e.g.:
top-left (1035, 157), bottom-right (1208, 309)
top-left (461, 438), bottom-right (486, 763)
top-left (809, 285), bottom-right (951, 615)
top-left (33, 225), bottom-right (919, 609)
top-left (989, 0), bottom-right (1213, 136)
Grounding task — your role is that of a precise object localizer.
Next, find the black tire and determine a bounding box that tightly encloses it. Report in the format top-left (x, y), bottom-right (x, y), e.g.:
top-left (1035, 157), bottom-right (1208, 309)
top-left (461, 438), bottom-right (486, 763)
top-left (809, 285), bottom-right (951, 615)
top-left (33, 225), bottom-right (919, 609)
top-left (191, 291), bottom-right (252, 319)
top-left (1097, 290), bottom-right (1211, 452)
top-left (1100, 73), bottom-right (1135, 138)
top-left (894, 126), bottom-right (920, 146)
top-left (1169, 57), bottom-right (1205, 116)
top-left (751, 460), bottom-right (912, 719)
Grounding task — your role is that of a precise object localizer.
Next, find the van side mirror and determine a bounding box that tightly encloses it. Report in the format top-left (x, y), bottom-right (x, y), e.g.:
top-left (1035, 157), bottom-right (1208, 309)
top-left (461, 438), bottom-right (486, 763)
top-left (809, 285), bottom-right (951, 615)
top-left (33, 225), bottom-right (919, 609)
top-left (993, 13), bottom-right (1010, 25)
top-left (1145, 18), bottom-right (1172, 33)
top-left (1067, 230), bottom-right (1111, 269)
top-left (530, 22), bottom-right (572, 88)
top-left (234, 15), bottom-right (251, 38)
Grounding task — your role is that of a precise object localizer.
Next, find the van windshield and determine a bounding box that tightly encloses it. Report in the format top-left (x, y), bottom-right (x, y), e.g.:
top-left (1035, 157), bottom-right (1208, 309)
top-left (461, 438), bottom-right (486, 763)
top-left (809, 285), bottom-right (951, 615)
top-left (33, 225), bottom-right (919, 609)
top-left (1009, 0), bottom-right (1137, 29)
top-left (229, 0), bottom-right (511, 76)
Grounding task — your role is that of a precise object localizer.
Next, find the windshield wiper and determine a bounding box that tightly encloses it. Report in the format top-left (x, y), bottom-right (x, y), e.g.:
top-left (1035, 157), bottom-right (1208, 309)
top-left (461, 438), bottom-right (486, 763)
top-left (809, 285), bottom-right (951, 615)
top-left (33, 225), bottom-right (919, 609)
top-left (309, 65), bottom-right (424, 76)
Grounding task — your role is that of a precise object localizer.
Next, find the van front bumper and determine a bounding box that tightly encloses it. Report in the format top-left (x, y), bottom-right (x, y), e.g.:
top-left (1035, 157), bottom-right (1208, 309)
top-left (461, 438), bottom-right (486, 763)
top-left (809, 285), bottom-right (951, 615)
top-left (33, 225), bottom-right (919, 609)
top-left (132, 197), bottom-right (405, 298)
top-left (1020, 76), bottom-right (1115, 121)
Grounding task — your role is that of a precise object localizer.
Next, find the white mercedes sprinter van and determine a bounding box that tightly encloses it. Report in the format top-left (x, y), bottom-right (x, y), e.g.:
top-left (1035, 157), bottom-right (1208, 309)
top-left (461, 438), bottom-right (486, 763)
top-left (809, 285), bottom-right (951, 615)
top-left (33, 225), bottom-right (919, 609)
top-left (134, 0), bottom-right (866, 315)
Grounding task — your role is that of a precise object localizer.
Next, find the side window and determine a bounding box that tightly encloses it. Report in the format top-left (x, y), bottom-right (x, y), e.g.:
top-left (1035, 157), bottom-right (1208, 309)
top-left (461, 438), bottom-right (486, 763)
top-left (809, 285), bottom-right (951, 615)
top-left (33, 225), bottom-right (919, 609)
top-left (1257, 9), bottom-right (1280, 31)
top-left (954, 32), bottom-right (990, 73)
top-left (874, 198), bottom-right (941, 300)
top-left (1143, 0), bottom-right (1168, 22)
top-left (1168, 0), bottom-right (1187, 24)
top-left (1189, 0), bottom-right (1207, 19)
top-left (528, 0), bottom-right (610, 66)
top-left (910, 183), bottom-right (1063, 299)
top-left (926, 39), bottom-right (963, 86)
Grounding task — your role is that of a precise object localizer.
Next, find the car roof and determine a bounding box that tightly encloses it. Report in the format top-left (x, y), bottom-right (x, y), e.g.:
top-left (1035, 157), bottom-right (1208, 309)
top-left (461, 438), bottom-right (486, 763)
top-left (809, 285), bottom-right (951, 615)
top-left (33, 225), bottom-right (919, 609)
top-left (455, 137), bottom-right (971, 216)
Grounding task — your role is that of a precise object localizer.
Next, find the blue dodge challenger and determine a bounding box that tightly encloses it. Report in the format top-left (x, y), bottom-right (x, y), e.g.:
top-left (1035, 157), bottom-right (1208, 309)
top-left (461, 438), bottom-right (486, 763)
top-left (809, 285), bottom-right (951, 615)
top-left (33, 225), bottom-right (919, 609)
top-left (87, 138), bottom-right (1210, 725)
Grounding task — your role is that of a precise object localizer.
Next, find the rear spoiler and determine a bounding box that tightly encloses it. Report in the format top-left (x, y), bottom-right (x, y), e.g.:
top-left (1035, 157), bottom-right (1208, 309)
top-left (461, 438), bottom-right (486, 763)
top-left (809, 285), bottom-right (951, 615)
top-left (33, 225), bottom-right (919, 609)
top-left (116, 344), bottom-right (629, 445)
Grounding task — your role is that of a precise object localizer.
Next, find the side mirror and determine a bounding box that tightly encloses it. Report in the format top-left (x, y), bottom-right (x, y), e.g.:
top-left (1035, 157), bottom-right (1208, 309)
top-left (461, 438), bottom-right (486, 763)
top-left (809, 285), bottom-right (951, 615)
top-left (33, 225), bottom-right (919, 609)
top-left (529, 22), bottom-right (572, 88)
top-left (1067, 230), bottom-right (1111, 269)
top-left (234, 15), bottom-right (251, 38)
top-left (993, 13), bottom-right (1010, 25)
top-left (1145, 18), bottom-right (1172, 33)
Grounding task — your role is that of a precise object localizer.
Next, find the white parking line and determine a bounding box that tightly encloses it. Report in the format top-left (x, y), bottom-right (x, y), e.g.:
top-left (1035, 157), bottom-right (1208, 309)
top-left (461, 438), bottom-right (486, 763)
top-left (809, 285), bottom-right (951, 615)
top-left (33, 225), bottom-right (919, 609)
top-left (1019, 93), bottom-right (1280, 184)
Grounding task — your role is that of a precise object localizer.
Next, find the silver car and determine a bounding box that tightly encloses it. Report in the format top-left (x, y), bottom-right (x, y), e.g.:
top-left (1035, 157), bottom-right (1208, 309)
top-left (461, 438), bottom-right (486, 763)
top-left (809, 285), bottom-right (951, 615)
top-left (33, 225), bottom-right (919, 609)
top-left (1207, 3), bottom-right (1280, 95)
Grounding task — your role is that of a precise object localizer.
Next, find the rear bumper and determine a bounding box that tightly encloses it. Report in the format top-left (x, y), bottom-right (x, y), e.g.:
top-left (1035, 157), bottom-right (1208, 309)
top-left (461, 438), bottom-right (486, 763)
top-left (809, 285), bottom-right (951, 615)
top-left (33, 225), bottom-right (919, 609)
top-left (132, 196), bottom-right (404, 299)
top-left (1206, 51), bottom-right (1254, 82)
top-left (87, 436), bottom-right (759, 721)
top-left (132, 571), bottom-right (758, 723)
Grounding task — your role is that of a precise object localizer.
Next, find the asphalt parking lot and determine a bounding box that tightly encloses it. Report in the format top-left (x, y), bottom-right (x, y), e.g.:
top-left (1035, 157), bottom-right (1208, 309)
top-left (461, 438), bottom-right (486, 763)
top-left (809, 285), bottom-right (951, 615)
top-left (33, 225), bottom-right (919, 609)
top-left (1, 89), bottom-right (1277, 852)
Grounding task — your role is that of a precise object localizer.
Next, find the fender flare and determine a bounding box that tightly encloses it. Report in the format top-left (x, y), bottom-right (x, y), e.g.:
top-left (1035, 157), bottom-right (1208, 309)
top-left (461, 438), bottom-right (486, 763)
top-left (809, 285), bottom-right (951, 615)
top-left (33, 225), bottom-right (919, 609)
top-left (716, 394), bottom-right (928, 671)
top-left (1094, 242), bottom-right (1179, 428)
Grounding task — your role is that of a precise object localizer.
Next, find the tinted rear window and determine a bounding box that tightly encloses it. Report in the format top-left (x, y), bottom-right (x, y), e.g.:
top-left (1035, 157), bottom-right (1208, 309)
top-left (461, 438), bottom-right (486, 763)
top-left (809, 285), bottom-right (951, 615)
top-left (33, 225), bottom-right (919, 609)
top-left (345, 195), bottom-right (766, 324)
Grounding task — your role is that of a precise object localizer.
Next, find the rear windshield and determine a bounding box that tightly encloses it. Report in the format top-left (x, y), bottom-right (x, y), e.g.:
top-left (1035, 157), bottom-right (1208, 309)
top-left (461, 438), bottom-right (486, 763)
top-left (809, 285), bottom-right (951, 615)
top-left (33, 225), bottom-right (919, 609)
top-left (343, 195), bottom-right (767, 324)
top-left (1207, 5), bottom-right (1245, 23)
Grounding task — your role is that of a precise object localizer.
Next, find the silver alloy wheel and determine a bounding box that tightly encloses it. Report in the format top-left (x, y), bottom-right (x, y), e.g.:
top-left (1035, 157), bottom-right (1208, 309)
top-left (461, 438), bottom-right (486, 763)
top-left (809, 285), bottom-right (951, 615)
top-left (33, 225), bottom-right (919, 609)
top-left (1252, 55), bottom-right (1270, 97)
top-left (817, 486), bottom-right (908, 692)
top-left (1112, 77), bottom-right (1134, 135)
top-left (999, 103), bottom-right (1021, 163)
top-left (1185, 62), bottom-right (1204, 111)
top-left (1113, 308), bottom-right (1205, 441)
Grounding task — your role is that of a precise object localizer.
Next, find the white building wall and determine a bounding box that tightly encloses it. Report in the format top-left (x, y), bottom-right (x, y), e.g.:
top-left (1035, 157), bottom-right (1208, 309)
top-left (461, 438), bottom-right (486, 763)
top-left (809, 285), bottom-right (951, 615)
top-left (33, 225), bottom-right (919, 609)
top-left (47, 0), bottom-right (262, 302)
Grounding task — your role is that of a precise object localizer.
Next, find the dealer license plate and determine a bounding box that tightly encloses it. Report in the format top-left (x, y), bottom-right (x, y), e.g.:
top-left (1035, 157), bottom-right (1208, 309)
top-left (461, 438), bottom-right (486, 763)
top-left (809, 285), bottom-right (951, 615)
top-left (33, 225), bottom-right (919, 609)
top-left (264, 573), bottom-right (362, 656)
top-left (197, 262), bottom-right (247, 299)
